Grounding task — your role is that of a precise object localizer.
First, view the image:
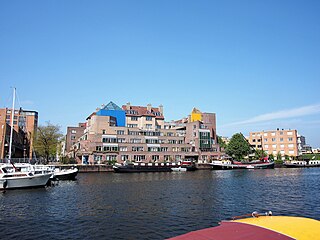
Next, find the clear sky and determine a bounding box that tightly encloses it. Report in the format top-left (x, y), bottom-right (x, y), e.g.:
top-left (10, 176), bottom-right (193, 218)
top-left (1, 0), bottom-right (320, 148)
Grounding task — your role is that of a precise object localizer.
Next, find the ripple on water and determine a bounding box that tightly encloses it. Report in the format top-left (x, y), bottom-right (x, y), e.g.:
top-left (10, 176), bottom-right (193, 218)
top-left (0, 168), bottom-right (319, 239)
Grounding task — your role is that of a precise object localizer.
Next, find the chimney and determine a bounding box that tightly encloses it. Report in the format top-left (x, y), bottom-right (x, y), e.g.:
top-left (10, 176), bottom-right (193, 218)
top-left (159, 104), bottom-right (163, 115)
top-left (147, 103), bottom-right (152, 112)
top-left (126, 102), bottom-right (131, 110)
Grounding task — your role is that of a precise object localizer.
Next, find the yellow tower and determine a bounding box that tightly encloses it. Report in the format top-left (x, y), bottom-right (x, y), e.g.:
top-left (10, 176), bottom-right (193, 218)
top-left (191, 108), bottom-right (202, 122)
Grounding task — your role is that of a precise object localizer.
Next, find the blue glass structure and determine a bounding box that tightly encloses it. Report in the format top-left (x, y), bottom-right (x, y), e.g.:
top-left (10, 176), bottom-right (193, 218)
top-left (96, 101), bottom-right (126, 127)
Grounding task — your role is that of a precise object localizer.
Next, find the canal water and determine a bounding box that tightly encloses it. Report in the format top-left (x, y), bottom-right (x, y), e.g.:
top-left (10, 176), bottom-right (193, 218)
top-left (0, 168), bottom-right (319, 239)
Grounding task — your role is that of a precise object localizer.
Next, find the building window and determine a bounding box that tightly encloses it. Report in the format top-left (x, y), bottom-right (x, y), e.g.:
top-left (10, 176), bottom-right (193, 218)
top-left (146, 116), bottom-right (152, 121)
top-left (119, 147), bottom-right (127, 151)
top-left (131, 116), bottom-right (138, 121)
top-left (128, 124), bottom-right (138, 128)
top-left (102, 137), bottom-right (117, 143)
top-left (96, 146), bottom-right (102, 151)
top-left (152, 155), bottom-right (159, 161)
top-left (130, 138), bottom-right (142, 143)
top-left (106, 155), bottom-right (117, 161)
top-left (148, 147), bottom-right (159, 152)
top-left (102, 130), bottom-right (106, 134)
top-left (132, 146), bottom-right (144, 151)
top-left (121, 155), bottom-right (129, 161)
top-left (117, 130), bottom-right (125, 135)
top-left (288, 137), bottom-right (293, 141)
top-left (133, 155), bottom-right (145, 162)
top-left (128, 131), bottom-right (139, 135)
top-left (280, 138), bottom-right (283, 142)
top-left (272, 138), bottom-right (276, 142)
top-left (71, 130), bottom-right (76, 134)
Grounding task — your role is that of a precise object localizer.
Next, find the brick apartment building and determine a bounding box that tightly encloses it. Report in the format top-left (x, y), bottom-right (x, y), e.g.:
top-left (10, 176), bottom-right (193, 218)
top-left (0, 108), bottom-right (38, 159)
top-left (66, 102), bottom-right (220, 164)
top-left (248, 129), bottom-right (300, 158)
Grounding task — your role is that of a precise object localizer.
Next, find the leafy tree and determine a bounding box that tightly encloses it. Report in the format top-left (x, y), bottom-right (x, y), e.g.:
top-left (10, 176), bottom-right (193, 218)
top-left (269, 154), bottom-right (275, 161)
top-left (276, 151), bottom-right (282, 161)
top-left (254, 149), bottom-right (267, 159)
top-left (60, 157), bottom-right (77, 164)
top-left (217, 135), bottom-right (227, 150)
top-left (34, 122), bottom-right (63, 163)
top-left (225, 133), bottom-right (250, 161)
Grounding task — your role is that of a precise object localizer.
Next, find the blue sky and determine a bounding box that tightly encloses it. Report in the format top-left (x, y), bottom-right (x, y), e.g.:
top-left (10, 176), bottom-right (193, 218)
top-left (1, 0), bottom-right (320, 147)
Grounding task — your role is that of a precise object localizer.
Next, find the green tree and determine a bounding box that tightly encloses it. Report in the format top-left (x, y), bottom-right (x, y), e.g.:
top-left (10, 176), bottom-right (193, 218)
top-left (276, 151), bottom-right (282, 161)
top-left (34, 122), bottom-right (63, 163)
top-left (269, 154), bottom-right (275, 161)
top-left (217, 135), bottom-right (227, 149)
top-left (225, 133), bottom-right (250, 161)
top-left (254, 149), bottom-right (267, 159)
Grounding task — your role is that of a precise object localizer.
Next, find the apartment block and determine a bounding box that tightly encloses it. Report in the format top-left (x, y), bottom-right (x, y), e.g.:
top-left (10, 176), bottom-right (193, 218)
top-left (0, 108), bottom-right (38, 159)
top-left (68, 102), bottom-right (220, 164)
top-left (248, 129), bottom-right (299, 158)
top-left (65, 123), bottom-right (86, 156)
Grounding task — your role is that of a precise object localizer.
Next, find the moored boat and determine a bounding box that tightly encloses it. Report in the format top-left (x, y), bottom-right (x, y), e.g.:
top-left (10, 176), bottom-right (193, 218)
top-left (284, 159), bottom-right (320, 168)
top-left (51, 167), bottom-right (78, 181)
top-left (167, 211), bottom-right (320, 240)
top-left (113, 162), bottom-right (180, 173)
top-left (0, 163), bottom-right (52, 190)
top-left (9, 163), bottom-right (79, 181)
top-left (210, 158), bottom-right (274, 170)
top-left (113, 160), bottom-right (198, 173)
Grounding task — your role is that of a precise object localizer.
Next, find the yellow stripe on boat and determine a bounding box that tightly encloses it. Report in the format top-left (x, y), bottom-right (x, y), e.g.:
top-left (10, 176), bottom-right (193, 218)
top-left (234, 216), bottom-right (320, 240)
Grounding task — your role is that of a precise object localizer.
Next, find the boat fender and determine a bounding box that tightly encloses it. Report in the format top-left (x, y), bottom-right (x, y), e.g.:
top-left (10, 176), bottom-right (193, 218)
top-left (3, 180), bottom-right (7, 189)
top-left (266, 211), bottom-right (272, 216)
top-left (252, 211), bottom-right (259, 218)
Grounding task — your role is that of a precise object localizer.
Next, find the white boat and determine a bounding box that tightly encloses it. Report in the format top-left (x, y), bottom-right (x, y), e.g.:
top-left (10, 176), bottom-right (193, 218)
top-left (9, 163), bottom-right (79, 181)
top-left (0, 164), bottom-right (52, 190)
top-left (0, 88), bottom-right (52, 190)
top-left (171, 167), bottom-right (187, 172)
top-left (51, 167), bottom-right (78, 181)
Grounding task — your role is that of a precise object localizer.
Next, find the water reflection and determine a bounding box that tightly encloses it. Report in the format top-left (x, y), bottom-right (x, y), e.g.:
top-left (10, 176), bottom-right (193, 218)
top-left (0, 168), bottom-right (319, 240)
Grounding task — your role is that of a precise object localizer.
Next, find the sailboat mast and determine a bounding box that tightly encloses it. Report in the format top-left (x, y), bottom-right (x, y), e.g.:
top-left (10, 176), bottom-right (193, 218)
top-left (8, 87), bottom-right (16, 162)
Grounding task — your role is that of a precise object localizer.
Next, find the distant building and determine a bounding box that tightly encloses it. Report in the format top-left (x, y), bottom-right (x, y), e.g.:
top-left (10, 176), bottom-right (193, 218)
top-left (65, 122), bottom-right (86, 158)
top-left (248, 129), bottom-right (300, 159)
top-left (0, 108), bottom-right (38, 159)
top-left (312, 148), bottom-right (320, 154)
top-left (67, 102), bottom-right (220, 164)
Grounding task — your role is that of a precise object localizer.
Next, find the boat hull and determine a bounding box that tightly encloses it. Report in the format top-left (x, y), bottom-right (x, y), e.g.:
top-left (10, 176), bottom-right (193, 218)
top-left (52, 169), bottom-right (78, 181)
top-left (114, 165), bottom-right (173, 173)
top-left (283, 163), bottom-right (320, 168)
top-left (0, 173), bottom-right (52, 190)
top-left (211, 162), bottom-right (275, 170)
